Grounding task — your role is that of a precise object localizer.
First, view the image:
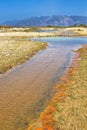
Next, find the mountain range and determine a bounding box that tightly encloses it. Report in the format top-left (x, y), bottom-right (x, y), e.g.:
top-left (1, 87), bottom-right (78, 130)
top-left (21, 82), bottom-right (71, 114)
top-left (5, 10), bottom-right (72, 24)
top-left (2, 15), bottom-right (87, 27)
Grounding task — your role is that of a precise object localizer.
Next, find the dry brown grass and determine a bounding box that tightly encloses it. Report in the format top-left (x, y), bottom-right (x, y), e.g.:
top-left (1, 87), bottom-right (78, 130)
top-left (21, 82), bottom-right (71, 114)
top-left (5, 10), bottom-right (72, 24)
top-left (0, 37), bottom-right (47, 73)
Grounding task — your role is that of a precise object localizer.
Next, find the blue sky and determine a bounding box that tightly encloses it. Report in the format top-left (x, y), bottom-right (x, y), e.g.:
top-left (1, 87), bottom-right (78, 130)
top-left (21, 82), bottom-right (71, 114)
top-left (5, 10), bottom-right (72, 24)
top-left (0, 0), bottom-right (87, 23)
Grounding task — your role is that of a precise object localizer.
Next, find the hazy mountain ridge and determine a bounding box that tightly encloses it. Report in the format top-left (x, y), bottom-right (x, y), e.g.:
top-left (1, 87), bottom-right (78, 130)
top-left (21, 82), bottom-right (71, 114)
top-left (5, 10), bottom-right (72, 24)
top-left (2, 15), bottom-right (87, 27)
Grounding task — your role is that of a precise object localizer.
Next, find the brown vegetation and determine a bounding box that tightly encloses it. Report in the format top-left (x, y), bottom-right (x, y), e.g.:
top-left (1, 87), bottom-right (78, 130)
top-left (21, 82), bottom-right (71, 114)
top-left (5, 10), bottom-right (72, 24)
top-left (0, 37), bottom-right (47, 73)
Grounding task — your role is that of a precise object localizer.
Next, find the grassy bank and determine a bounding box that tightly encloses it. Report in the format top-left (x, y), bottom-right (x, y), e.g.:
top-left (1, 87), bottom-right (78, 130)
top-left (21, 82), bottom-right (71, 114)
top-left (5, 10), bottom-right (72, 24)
top-left (0, 27), bottom-right (87, 37)
top-left (28, 45), bottom-right (87, 130)
top-left (0, 37), bottom-right (47, 73)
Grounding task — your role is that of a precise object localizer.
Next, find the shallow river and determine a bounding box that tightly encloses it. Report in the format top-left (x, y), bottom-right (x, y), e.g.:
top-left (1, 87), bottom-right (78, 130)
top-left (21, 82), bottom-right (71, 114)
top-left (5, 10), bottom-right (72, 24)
top-left (0, 37), bottom-right (87, 130)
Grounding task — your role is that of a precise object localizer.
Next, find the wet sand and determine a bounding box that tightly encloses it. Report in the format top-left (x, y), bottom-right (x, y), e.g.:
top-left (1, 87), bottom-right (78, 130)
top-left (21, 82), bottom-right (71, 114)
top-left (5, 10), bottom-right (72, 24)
top-left (0, 37), bottom-right (87, 130)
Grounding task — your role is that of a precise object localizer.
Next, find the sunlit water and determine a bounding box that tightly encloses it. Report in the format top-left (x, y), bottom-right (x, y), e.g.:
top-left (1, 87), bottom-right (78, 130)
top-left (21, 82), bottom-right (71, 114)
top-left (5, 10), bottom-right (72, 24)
top-left (0, 37), bottom-right (87, 130)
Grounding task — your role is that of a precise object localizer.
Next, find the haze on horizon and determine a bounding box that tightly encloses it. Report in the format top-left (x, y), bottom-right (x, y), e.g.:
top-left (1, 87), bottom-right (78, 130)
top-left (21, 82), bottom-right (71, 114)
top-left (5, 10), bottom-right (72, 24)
top-left (0, 0), bottom-right (87, 23)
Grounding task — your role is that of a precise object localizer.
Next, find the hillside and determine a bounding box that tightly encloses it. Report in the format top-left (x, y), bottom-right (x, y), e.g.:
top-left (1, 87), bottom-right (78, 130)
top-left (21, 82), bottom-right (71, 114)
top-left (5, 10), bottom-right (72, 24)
top-left (2, 15), bottom-right (87, 27)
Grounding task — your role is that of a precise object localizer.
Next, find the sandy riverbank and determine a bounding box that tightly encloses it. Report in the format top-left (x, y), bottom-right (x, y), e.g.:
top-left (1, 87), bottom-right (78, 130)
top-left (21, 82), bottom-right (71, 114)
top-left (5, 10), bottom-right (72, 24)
top-left (28, 45), bottom-right (87, 130)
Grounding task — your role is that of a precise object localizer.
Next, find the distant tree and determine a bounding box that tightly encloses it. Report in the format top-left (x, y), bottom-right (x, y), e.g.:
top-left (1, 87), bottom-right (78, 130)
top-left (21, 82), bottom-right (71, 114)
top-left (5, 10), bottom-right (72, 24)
top-left (46, 25), bottom-right (52, 27)
top-left (79, 24), bottom-right (87, 27)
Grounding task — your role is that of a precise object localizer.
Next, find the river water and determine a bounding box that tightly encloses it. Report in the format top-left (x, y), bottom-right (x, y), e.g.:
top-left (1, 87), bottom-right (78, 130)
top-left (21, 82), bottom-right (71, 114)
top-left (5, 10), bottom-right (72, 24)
top-left (0, 37), bottom-right (87, 130)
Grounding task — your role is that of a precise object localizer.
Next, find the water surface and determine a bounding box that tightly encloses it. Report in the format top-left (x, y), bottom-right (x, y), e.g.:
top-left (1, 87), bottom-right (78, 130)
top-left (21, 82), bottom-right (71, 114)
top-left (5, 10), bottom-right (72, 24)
top-left (0, 37), bottom-right (87, 130)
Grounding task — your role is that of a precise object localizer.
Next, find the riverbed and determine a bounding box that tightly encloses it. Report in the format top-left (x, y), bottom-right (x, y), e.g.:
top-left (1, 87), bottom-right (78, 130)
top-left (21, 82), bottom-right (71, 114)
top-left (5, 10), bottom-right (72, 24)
top-left (0, 37), bottom-right (87, 130)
